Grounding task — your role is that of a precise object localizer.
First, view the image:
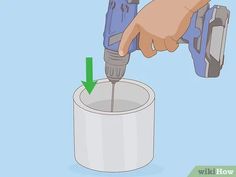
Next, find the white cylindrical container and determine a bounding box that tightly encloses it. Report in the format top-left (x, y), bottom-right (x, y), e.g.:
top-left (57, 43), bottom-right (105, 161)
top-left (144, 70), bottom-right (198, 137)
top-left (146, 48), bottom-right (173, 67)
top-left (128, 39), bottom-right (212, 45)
top-left (73, 79), bottom-right (155, 172)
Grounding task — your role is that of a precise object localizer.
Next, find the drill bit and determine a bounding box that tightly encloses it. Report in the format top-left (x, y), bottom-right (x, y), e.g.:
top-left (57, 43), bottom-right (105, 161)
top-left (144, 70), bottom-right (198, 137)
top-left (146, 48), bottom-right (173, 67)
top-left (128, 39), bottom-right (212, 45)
top-left (111, 83), bottom-right (115, 112)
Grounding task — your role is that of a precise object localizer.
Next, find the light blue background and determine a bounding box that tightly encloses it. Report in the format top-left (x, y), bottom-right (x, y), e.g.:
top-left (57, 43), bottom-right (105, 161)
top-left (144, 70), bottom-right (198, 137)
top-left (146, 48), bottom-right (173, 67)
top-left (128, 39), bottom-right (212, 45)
top-left (0, 0), bottom-right (235, 177)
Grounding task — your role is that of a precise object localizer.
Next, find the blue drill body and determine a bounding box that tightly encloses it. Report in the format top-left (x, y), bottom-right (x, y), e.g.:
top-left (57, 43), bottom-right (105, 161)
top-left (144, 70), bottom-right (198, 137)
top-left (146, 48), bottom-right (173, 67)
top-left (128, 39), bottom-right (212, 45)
top-left (104, 0), bottom-right (230, 81)
top-left (103, 0), bottom-right (138, 53)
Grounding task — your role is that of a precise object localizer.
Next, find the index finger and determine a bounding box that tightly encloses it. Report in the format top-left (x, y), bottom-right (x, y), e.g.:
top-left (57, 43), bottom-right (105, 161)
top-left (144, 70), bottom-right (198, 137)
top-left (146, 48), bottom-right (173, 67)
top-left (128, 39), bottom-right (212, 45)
top-left (119, 20), bottom-right (140, 56)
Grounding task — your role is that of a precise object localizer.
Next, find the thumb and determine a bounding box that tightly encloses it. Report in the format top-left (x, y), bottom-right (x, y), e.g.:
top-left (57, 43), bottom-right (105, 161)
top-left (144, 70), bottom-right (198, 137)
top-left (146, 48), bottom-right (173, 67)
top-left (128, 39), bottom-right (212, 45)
top-left (119, 21), bottom-right (139, 56)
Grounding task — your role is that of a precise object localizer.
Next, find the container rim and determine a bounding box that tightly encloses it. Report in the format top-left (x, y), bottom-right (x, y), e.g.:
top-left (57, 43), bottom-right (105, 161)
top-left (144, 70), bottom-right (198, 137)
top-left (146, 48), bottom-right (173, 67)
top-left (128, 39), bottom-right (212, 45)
top-left (73, 78), bottom-right (155, 115)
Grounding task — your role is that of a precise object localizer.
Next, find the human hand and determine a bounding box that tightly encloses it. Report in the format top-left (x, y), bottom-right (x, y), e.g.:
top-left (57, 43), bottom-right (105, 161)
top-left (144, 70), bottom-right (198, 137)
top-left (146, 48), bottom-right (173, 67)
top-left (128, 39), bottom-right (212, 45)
top-left (119, 0), bottom-right (209, 58)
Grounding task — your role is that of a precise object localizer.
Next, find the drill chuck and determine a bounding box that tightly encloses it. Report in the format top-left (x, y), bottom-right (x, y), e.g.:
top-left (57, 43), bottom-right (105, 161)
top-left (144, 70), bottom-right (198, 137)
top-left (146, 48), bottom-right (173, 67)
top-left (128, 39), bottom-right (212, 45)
top-left (104, 49), bottom-right (130, 83)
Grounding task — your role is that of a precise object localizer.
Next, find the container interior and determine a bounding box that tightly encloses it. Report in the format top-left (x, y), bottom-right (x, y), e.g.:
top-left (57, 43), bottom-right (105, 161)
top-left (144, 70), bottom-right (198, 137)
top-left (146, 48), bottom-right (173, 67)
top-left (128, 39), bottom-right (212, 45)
top-left (79, 80), bottom-right (150, 112)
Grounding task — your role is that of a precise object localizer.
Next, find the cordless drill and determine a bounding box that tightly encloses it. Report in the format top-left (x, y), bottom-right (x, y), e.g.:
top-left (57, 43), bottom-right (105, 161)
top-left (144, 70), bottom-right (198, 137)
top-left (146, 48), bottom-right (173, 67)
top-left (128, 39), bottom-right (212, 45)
top-left (103, 0), bottom-right (230, 83)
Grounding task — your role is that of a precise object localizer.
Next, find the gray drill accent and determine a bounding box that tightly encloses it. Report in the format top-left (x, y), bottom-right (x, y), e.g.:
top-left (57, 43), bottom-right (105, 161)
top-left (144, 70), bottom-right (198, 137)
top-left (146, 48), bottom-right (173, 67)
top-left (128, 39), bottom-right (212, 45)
top-left (127, 0), bottom-right (139, 4)
top-left (109, 33), bottom-right (123, 45)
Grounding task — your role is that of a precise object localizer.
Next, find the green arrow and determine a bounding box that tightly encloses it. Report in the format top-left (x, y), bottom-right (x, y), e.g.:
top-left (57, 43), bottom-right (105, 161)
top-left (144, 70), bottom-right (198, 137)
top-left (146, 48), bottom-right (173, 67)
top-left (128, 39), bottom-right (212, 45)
top-left (81, 57), bottom-right (97, 94)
